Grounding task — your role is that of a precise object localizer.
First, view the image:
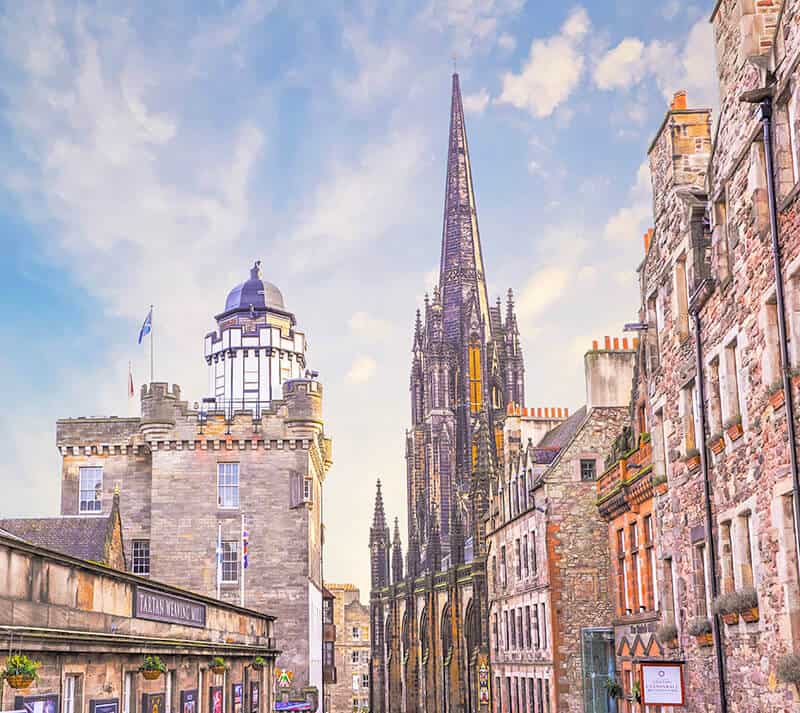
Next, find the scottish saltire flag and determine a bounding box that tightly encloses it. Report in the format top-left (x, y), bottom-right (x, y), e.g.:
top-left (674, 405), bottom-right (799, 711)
top-left (138, 308), bottom-right (152, 344)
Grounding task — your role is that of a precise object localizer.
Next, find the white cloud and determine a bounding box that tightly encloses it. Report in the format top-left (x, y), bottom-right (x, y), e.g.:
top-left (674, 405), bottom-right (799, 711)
top-left (497, 7), bottom-right (590, 118)
top-left (463, 88), bottom-right (490, 114)
top-left (517, 266), bottom-right (570, 319)
top-left (604, 162), bottom-right (652, 243)
top-left (349, 311), bottom-right (394, 341)
top-left (662, 0), bottom-right (681, 20)
top-left (593, 20), bottom-right (717, 112)
top-left (498, 32), bottom-right (516, 51)
top-left (421, 0), bottom-right (525, 53)
top-left (346, 356), bottom-right (377, 383)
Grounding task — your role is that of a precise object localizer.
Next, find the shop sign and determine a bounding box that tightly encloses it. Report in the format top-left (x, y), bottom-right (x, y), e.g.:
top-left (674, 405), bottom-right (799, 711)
top-left (640, 662), bottom-right (685, 706)
top-left (134, 585), bottom-right (206, 628)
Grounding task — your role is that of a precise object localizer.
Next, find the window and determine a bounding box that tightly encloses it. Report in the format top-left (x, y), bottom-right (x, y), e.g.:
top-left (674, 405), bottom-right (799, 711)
top-left (493, 613), bottom-right (499, 653)
top-left (537, 679), bottom-right (544, 713)
top-left (361, 674), bottom-right (369, 688)
top-left (500, 546), bottom-right (508, 587)
top-left (352, 626), bottom-right (361, 641)
top-left (503, 611), bottom-right (509, 651)
top-left (630, 523), bottom-right (643, 611)
top-left (533, 606), bottom-right (540, 649)
top-left (693, 543), bottom-right (708, 617)
top-left (617, 528), bottom-right (629, 614)
top-left (683, 382), bottom-right (697, 453)
top-left (351, 651), bottom-right (359, 664)
top-left (510, 607), bottom-right (517, 648)
top-left (132, 539), bottom-right (150, 576)
top-left (540, 604), bottom-right (547, 648)
top-left (63, 674), bottom-right (81, 713)
top-left (523, 535), bottom-right (529, 578)
top-left (525, 606), bottom-right (531, 650)
top-left (218, 463), bottom-right (240, 508)
top-left (712, 195), bottom-right (731, 283)
top-left (708, 358), bottom-right (723, 437)
top-left (303, 477), bottom-right (313, 503)
top-left (664, 557), bottom-right (677, 626)
top-left (544, 680), bottom-right (551, 713)
top-left (720, 520), bottom-right (735, 594)
top-left (352, 674), bottom-right (360, 691)
top-left (653, 407), bottom-right (667, 480)
top-left (515, 539), bottom-right (522, 579)
top-left (324, 642), bottom-right (334, 668)
top-left (222, 540), bottom-right (239, 583)
top-left (675, 255), bottom-right (690, 340)
top-left (361, 650), bottom-right (369, 664)
top-left (580, 459), bottom-right (596, 482)
top-left (723, 340), bottom-right (742, 426)
top-left (645, 516), bottom-right (657, 611)
top-left (469, 343), bottom-right (482, 413)
top-left (78, 467), bottom-right (103, 513)
top-left (763, 298), bottom-right (782, 389)
top-left (737, 512), bottom-right (755, 588)
top-left (647, 293), bottom-right (661, 370)
top-left (323, 596), bottom-right (333, 624)
top-left (521, 471), bottom-right (528, 512)
top-left (531, 531), bottom-right (538, 575)
top-left (517, 609), bottom-right (524, 650)
top-left (495, 677), bottom-right (502, 713)
top-left (492, 555), bottom-right (498, 589)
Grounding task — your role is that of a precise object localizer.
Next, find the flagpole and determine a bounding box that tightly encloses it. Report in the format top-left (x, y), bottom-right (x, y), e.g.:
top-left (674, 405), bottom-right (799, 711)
top-left (150, 304), bottom-right (154, 384)
top-left (240, 514), bottom-right (245, 607)
top-left (217, 522), bottom-right (222, 600)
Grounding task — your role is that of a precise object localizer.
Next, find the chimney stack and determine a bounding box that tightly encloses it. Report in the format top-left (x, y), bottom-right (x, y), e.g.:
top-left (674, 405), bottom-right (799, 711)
top-left (671, 90), bottom-right (687, 111)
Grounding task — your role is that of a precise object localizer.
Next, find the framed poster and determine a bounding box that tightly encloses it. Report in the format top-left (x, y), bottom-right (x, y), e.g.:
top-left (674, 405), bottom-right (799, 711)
top-left (180, 690), bottom-right (198, 713)
top-left (209, 687), bottom-right (223, 713)
top-left (640, 662), bottom-right (685, 706)
top-left (90, 700), bottom-right (119, 713)
top-left (231, 685), bottom-right (242, 713)
top-left (249, 682), bottom-right (259, 713)
top-left (141, 693), bottom-right (166, 713)
top-left (13, 694), bottom-right (59, 713)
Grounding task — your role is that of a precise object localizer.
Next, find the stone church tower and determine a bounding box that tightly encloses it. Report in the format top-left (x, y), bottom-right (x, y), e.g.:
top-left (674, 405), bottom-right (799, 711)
top-left (406, 72), bottom-right (524, 572)
top-left (370, 73), bottom-right (525, 713)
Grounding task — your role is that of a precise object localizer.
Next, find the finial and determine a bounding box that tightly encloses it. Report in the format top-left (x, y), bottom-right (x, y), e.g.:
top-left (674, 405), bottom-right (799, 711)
top-left (250, 260), bottom-right (263, 280)
top-left (114, 483), bottom-right (120, 496)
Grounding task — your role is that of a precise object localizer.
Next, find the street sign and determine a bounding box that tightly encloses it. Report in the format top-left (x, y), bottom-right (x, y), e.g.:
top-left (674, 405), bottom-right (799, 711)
top-left (640, 662), bottom-right (685, 706)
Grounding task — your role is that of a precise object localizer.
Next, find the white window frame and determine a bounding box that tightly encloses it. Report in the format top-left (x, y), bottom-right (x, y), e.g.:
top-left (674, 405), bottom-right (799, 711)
top-left (217, 463), bottom-right (240, 509)
top-left (221, 540), bottom-right (239, 583)
top-left (132, 539), bottom-right (150, 576)
top-left (352, 674), bottom-right (360, 691)
top-left (78, 466), bottom-right (103, 514)
top-left (352, 626), bottom-right (361, 641)
top-left (303, 477), bottom-right (313, 503)
top-left (63, 674), bottom-right (79, 713)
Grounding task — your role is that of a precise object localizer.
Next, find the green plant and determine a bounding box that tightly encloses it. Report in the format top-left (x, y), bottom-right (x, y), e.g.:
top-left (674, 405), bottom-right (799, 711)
top-left (724, 416), bottom-right (742, 429)
top-left (631, 680), bottom-right (641, 703)
top-left (711, 591), bottom-right (738, 616)
top-left (139, 656), bottom-right (167, 673)
top-left (777, 652), bottom-right (800, 685)
top-left (729, 587), bottom-right (758, 613)
top-left (639, 431), bottom-right (651, 444)
top-left (1, 654), bottom-right (41, 679)
top-left (252, 656), bottom-right (266, 669)
top-left (656, 622), bottom-right (678, 643)
top-left (603, 677), bottom-right (623, 699)
top-left (210, 657), bottom-right (226, 669)
top-left (687, 618), bottom-right (712, 636)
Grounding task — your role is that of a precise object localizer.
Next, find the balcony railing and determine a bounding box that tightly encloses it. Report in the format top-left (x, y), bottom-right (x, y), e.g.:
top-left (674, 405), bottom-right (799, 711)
top-left (597, 434), bottom-right (653, 515)
top-left (198, 397), bottom-right (272, 420)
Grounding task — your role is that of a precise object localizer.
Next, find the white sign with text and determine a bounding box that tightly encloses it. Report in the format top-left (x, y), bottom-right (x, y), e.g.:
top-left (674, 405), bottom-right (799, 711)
top-left (641, 662), bottom-right (685, 706)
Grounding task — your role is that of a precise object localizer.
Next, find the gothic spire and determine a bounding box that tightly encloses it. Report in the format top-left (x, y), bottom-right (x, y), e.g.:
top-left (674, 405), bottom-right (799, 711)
top-left (371, 479), bottom-right (387, 538)
top-left (439, 73), bottom-right (492, 343)
top-left (370, 479), bottom-right (390, 589)
top-left (392, 517), bottom-right (404, 584)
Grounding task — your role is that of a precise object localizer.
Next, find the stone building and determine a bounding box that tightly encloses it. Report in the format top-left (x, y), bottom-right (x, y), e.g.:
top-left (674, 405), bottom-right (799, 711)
top-left (487, 340), bottom-right (635, 713)
top-left (324, 584), bottom-right (370, 713)
top-left (0, 530), bottom-right (277, 713)
top-left (55, 264), bottom-right (333, 707)
top-left (370, 72), bottom-right (523, 713)
top-left (596, 1), bottom-right (800, 710)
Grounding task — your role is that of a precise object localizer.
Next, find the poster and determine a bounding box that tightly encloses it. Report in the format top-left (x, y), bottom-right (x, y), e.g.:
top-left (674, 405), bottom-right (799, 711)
top-left (249, 683), bottom-right (259, 713)
top-left (209, 687), bottom-right (223, 713)
top-left (181, 690), bottom-right (198, 713)
top-left (14, 695), bottom-right (59, 713)
top-left (231, 685), bottom-right (243, 713)
top-left (477, 654), bottom-right (490, 705)
top-left (90, 700), bottom-right (119, 713)
top-left (141, 693), bottom-right (165, 713)
top-left (640, 662), bottom-right (685, 706)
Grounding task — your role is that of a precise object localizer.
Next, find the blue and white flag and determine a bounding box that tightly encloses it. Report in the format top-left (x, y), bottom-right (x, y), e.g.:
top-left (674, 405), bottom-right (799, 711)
top-left (242, 527), bottom-right (249, 570)
top-left (138, 308), bottom-right (152, 344)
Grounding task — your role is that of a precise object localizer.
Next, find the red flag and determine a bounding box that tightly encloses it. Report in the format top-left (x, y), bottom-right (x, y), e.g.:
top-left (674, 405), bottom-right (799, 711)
top-left (128, 362), bottom-right (134, 398)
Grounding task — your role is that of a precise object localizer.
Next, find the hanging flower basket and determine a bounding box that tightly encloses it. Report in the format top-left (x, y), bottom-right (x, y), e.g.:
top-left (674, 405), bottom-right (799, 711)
top-left (2, 655), bottom-right (40, 689)
top-left (139, 656), bottom-right (167, 680)
top-left (210, 657), bottom-right (227, 675)
top-left (688, 618), bottom-right (713, 647)
top-left (251, 657), bottom-right (266, 671)
top-left (142, 670), bottom-right (162, 681)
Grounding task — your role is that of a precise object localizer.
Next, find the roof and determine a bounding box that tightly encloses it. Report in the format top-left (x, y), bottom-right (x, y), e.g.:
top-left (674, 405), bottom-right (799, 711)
top-left (0, 514), bottom-right (114, 563)
top-left (537, 406), bottom-right (587, 449)
top-left (224, 261), bottom-right (285, 312)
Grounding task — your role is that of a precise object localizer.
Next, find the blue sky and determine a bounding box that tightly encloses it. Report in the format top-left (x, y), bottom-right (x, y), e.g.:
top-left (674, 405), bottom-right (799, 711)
top-left (0, 0), bottom-right (716, 597)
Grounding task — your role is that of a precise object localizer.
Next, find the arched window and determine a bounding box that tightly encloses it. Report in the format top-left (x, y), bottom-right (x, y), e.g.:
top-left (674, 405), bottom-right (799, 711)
top-left (385, 615), bottom-right (393, 660)
top-left (441, 605), bottom-right (453, 661)
top-left (468, 342), bottom-right (482, 413)
top-left (401, 612), bottom-right (409, 661)
top-left (420, 609), bottom-right (429, 663)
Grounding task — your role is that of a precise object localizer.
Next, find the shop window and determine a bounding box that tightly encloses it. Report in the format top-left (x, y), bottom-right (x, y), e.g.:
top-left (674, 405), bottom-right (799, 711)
top-left (132, 539), bottom-right (150, 576)
top-left (79, 466), bottom-right (103, 513)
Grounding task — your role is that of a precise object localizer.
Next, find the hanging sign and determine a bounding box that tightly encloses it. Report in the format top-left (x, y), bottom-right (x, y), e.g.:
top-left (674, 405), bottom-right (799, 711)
top-left (640, 662), bottom-right (685, 706)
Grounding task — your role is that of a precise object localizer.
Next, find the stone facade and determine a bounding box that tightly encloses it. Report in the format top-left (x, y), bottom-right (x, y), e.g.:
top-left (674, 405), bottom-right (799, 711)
top-left (595, 2), bottom-right (800, 711)
top-left (324, 584), bottom-right (370, 713)
top-left (56, 269), bottom-right (333, 705)
top-left (0, 531), bottom-right (277, 713)
top-left (487, 343), bottom-right (635, 713)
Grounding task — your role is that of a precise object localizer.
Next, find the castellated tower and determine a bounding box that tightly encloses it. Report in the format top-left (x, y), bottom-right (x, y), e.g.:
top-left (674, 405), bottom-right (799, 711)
top-left (56, 262), bottom-right (333, 705)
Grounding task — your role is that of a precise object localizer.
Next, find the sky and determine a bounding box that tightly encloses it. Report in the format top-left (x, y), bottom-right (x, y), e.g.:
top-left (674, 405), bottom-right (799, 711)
top-left (0, 0), bottom-right (718, 598)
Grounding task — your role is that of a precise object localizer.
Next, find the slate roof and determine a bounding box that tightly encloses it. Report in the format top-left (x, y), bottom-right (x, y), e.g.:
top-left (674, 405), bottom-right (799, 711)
top-left (0, 514), bottom-right (113, 563)
top-left (537, 405), bottom-right (588, 450)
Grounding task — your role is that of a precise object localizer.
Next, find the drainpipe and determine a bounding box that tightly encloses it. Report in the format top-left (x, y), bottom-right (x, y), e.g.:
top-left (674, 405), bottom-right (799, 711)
top-left (740, 89), bottom-right (800, 581)
top-left (689, 281), bottom-right (728, 713)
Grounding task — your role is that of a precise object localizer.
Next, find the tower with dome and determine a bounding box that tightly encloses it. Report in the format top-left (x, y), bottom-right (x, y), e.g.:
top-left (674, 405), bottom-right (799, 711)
top-left (55, 263), bottom-right (334, 709)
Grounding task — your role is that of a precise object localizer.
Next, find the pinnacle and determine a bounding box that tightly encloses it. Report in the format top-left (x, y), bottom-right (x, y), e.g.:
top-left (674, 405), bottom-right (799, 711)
top-left (372, 479), bottom-right (387, 531)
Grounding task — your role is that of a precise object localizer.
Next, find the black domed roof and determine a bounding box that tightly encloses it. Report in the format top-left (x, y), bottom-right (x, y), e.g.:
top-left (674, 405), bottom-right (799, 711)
top-left (225, 261), bottom-right (285, 312)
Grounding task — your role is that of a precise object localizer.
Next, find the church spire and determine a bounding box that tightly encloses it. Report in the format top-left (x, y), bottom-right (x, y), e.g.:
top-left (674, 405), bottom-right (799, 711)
top-left (392, 517), bottom-right (404, 584)
top-left (370, 479), bottom-right (390, 590)
top-left (439, 73), bottom-right (492, 343)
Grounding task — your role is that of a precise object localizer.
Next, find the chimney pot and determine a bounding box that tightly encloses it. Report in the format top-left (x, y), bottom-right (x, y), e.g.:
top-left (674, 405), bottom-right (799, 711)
top-left (671, 90), bottom-right (687, 111)
top-left (537, 408), bottom-right (542, 417)
top-left (565, 408), bottom-right (569, 416)
top-left (622, 338), bottom-right (629, 350)
top-left (592, 339), bottom-right (599, 351)
top-left (613, 337), bottom-right (620, 350)
top-left (604, 336), bottom-right (611, 350)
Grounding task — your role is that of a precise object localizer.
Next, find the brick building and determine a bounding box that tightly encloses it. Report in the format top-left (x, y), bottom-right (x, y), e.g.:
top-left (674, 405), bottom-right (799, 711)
top-left (486, 341), bottom-right (635, 713)
top-left (324, 584), bottom-right (370, 713)
top-left (0, 530), bottom-right (277, 713)
top-left (595, 1), bottom-right (800, 711)
top-left (55, 264), bottom-right (333, 708)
